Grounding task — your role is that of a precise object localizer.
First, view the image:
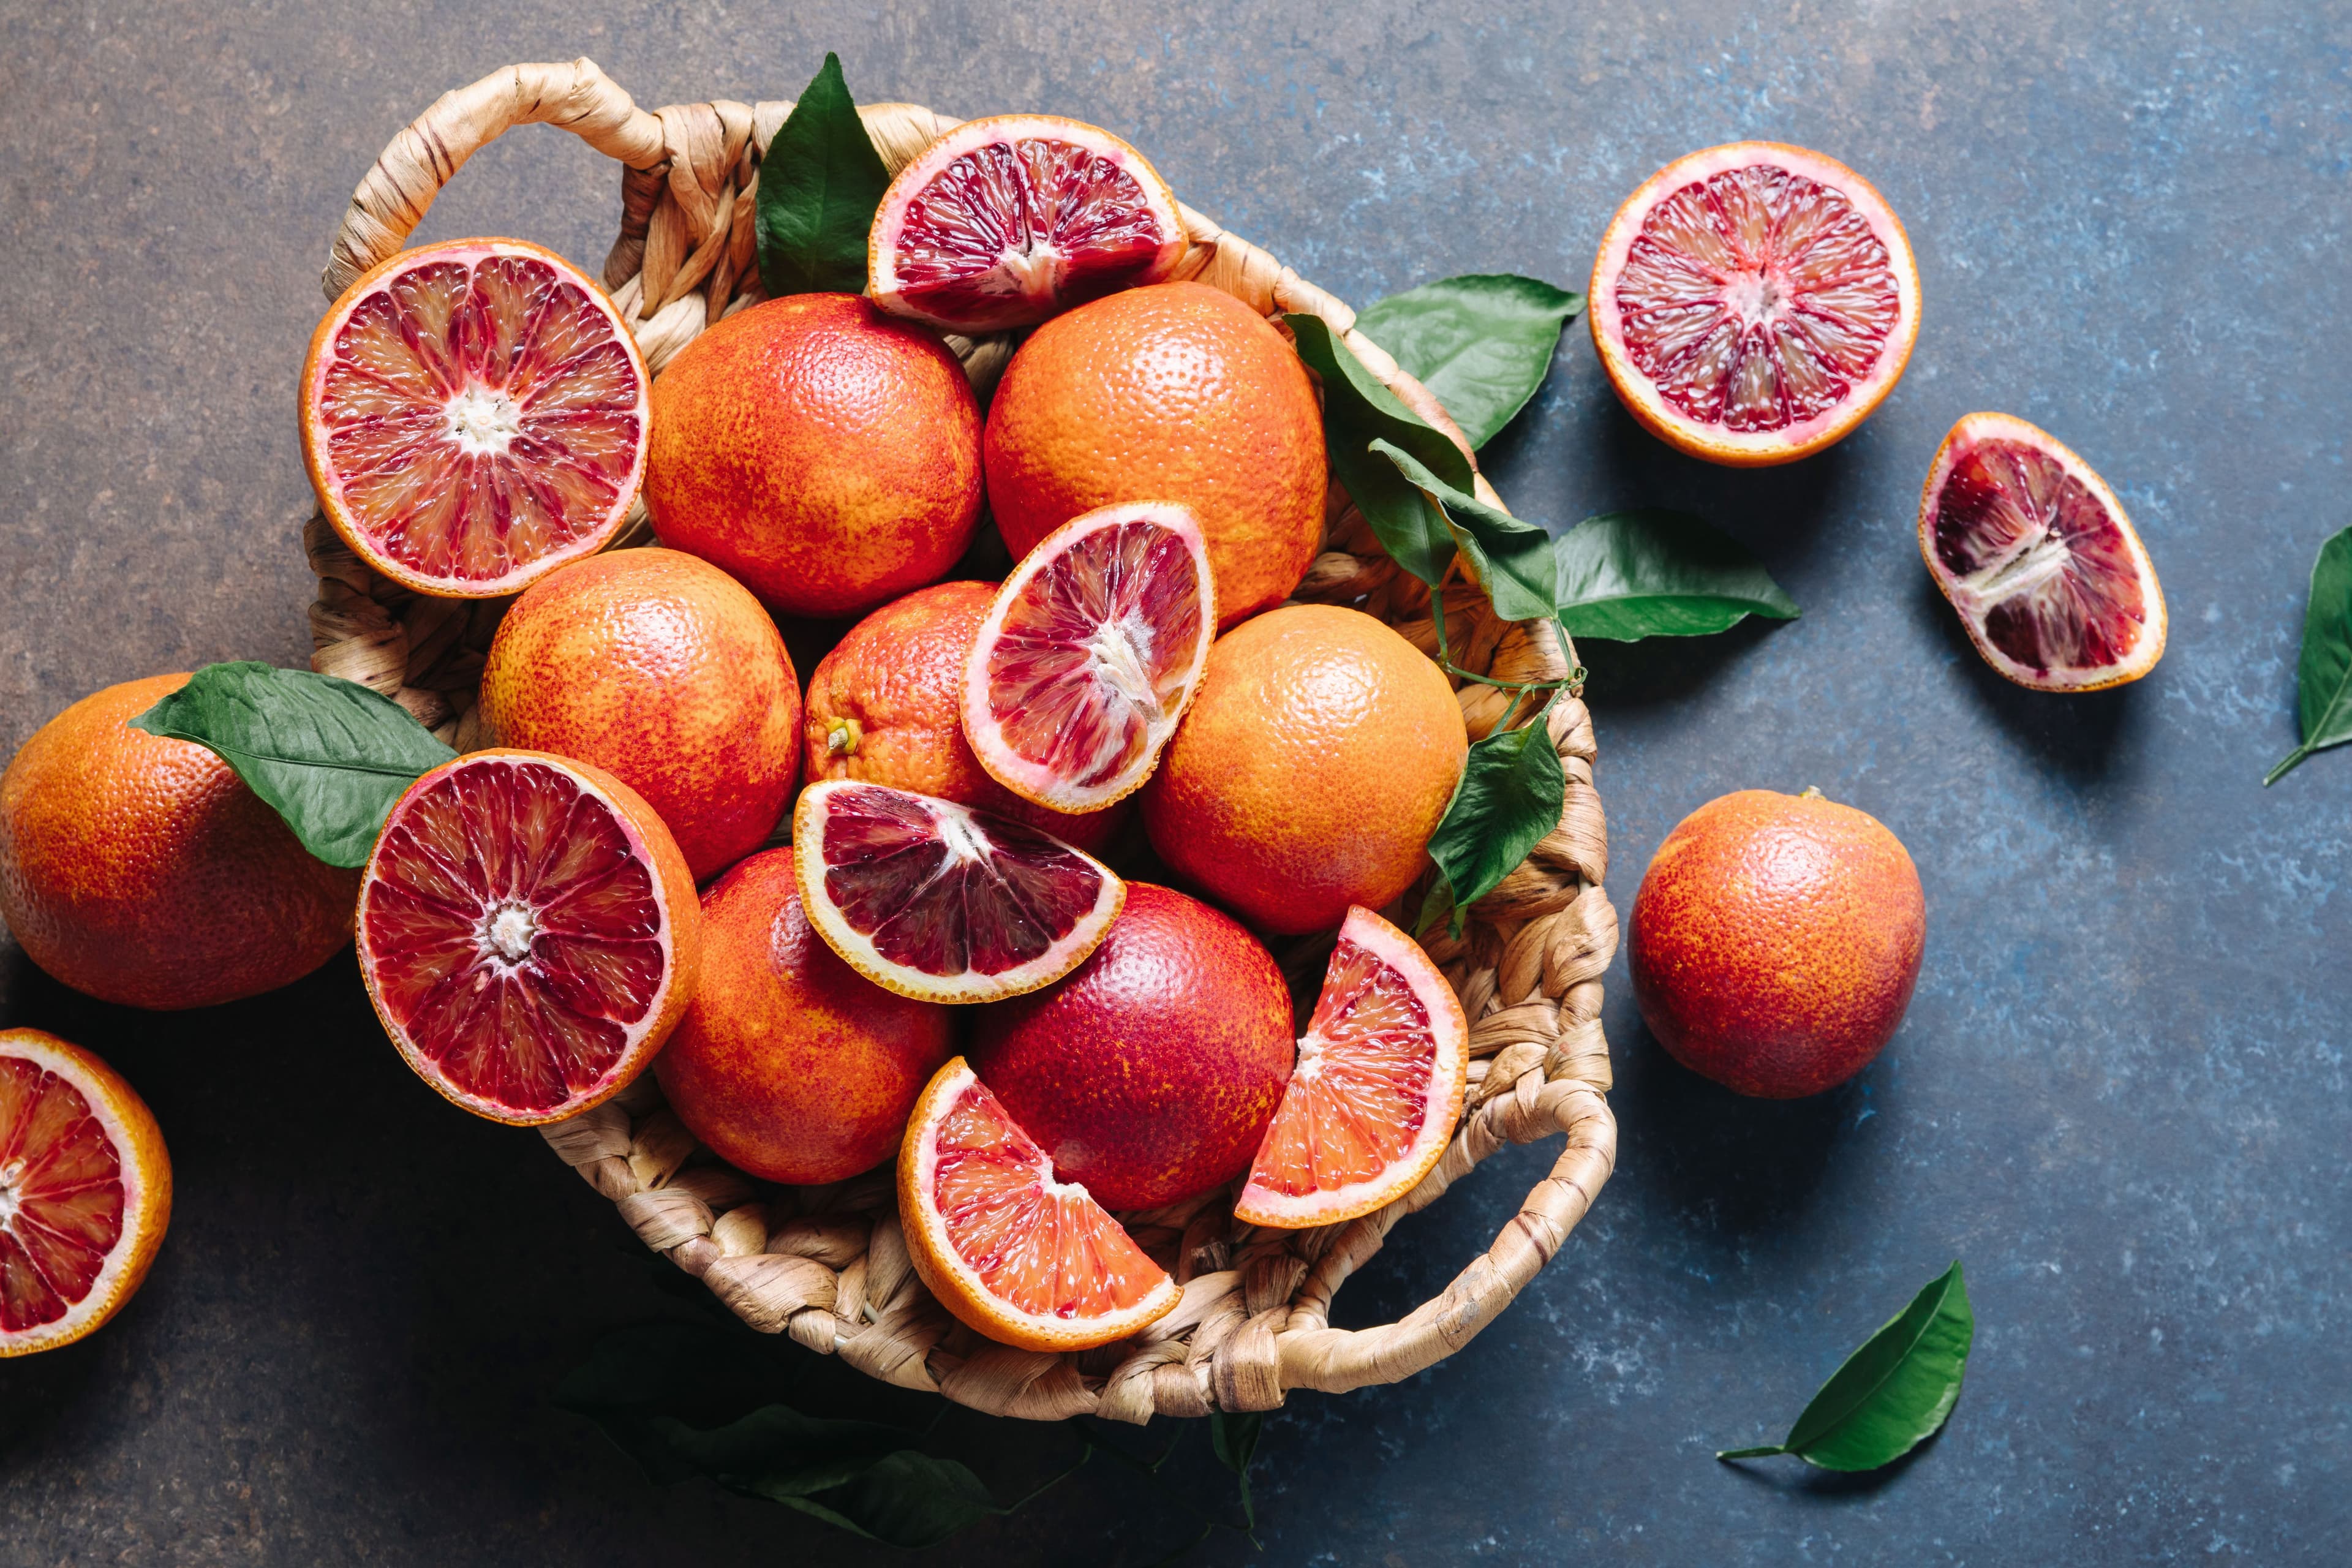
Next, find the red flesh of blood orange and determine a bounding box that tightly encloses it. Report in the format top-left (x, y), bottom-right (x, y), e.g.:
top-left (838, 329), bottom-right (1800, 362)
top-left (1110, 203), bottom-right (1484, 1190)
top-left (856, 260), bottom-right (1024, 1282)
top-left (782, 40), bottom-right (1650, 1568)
top-left (301, 238), bottom-right (649, 596)
top-left (1234, 907), bottom-right (1469, 1230)
top-left (869, 116), bottom-right (1186, 333)
top-left (963, 502), bottom-right (1215, 815)
top-left (793, 780), bottom-right (1123, 1003)
top-left (357, 750), bottom-right (699, 1125)
top-left (1918, 412), bottom-right (2166, 692)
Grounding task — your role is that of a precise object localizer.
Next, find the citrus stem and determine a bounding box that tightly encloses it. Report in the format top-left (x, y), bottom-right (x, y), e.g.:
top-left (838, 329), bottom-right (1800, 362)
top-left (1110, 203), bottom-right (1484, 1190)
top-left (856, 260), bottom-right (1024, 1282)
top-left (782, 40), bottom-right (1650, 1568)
top-left (1428, 587), bottom-right (1587, 698)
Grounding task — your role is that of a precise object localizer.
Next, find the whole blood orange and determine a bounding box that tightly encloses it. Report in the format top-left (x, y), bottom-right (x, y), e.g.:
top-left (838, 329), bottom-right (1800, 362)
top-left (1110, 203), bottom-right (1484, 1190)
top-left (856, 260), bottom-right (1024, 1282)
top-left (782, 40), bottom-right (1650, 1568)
top-left (479, 548), bottom-right (801, 881)
top-left (1629, 788), bottom-right (1926, 1099)
top-left (0, 676), bottom-right (360, 1010)
top-left (1141, 604), bottom-right (1467, 936)
top-left (968, 883), bottom-right (1294, 1211)
top-left (984, 281), bottom-right (1325, 629)
top-left (655, 848), bottom-right (954, 1186)
top-left (0, 1028), bottom-right (172, 1357)
top-left (1590, 143), bottom-right (1920, 466)
top-left (803, 580), bottom-right (1126, 854)
top-left (643, 293), bottom-right (981, 619)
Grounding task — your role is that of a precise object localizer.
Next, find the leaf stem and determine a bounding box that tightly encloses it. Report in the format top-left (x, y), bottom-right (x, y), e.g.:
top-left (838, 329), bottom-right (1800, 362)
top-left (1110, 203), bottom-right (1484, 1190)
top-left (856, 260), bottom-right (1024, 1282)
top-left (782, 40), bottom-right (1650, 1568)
top-left (1716, 1445), bottom-right (1789, 1461)
top-left (2264, 744), bottom-right (2312, 787)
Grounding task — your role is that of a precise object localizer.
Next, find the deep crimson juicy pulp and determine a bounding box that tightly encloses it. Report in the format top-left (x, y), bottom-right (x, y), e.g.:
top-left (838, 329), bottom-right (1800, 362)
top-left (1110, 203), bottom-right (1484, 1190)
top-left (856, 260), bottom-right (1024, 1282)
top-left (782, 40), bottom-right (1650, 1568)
top-left (1931, 437), bottom-right (2150, 676)
top-left (889, 138), bottom-right (1171, 320)
top-left (0, 1057), bottom-right (123, 1333)
top-left (817, 785), bottom-right (1108, 979)
top-left (1616, 164), bottom-right (1902, 431)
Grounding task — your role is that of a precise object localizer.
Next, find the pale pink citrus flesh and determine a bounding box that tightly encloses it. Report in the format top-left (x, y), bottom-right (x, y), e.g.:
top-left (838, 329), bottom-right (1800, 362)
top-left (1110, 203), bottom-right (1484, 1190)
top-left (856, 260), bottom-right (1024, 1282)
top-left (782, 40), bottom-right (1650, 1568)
top-left (309, 242), bottom-right (647, 592)
top-left (361, 756), bottom-right (674, 1117)
top-left (965, 503), bottom-right (1213, 813)
top-left (0, 1057), bottom-right (123, 1336)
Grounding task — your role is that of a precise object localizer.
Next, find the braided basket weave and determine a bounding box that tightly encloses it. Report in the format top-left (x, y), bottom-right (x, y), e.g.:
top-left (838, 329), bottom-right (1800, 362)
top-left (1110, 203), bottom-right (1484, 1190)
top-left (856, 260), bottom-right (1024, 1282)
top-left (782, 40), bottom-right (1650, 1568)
top-left (301, 60), bottom-right (1618, 1422)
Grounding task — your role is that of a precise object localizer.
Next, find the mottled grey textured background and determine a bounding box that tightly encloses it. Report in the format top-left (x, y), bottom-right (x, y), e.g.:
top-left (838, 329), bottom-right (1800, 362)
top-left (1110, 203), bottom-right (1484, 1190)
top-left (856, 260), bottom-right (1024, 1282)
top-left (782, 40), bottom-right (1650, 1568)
top-left (2, 2), bottom-right (2346, 1563)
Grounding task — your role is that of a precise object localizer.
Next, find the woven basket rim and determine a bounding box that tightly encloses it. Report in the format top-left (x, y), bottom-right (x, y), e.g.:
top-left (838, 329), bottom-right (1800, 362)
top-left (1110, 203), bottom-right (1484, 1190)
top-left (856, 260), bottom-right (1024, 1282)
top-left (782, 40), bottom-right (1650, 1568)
top-left (301, 58), bottom-right (1619, 1423)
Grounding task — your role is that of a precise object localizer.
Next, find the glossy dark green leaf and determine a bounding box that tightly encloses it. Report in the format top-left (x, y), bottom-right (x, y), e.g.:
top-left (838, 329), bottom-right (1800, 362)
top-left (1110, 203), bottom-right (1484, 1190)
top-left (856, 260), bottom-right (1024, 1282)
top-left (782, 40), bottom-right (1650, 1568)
top-left (1718, 1260), bottom-right (1974, 1472)
top-left (1283, 311), bottom-right (1472, 587)
top-left (129, 661), bottom-right (454, 867)
top-left (1208, 1411), bottom-right (1265, 1529)
top-left (2264, 526), bottom-right (2352, 785)
top-left (790, 1450), bottom-right (1000, 1549)
top-left (1553, 510), bottom-right (1801, 641)
top-left (756, 53), bottom-right (894, 298)
top-left (1419, 708), bottom-right (1564, 939)
top-left (1355, 274), bottom-right (1583, 448)
top-left (1373, 439), bottom-right (1558, 623)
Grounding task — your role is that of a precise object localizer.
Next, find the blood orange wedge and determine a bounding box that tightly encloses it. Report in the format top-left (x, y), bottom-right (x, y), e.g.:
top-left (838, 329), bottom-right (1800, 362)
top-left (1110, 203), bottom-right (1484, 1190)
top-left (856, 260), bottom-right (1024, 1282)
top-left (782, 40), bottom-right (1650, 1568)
top-left (793, 780), bottom-right (1122, 1003)
top-left (1232, 906), bottom-right (1469, 1230)
top-left (300, 238), bottom-right (650, 597)
top-left (899, 1056), bottom-right (1178, 1352)
top-left (1589, 143), bottom-right (1920, 467)
top-left (963, 502), bottom-right (1215, 814)
top-left (0, 1028), bottom-right (171, 1357)
top-left (868, 115), bottom-right (1186, 333)
top-left (1917, 412), bottom-right (2167, 692)
top-left (356, 750), bottom-right (701, 1125)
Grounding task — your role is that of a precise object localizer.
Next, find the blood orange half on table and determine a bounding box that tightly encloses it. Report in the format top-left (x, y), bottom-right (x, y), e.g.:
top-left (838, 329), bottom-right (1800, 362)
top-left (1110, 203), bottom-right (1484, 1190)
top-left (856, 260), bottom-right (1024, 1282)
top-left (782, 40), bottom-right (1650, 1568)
top-left (868, 115), bottom-right (1186, 333)
top-left (1917, 412), bottom-right (2166, 692)
top-left (300, 238), bottom-right (650, 596)
top-left (899, 1057), bottom-right (1179, 1352)
top-left (1233, 907), bottom-right (1469, 1230)
top-left (1589, 142), bottom-right (1920, 466)
top-left (963, 502), bottom-right (1215, 815)
top-left (793, 780), bottom-right (1123, 1003)
top-left (356, 750), bottom-right (701, 1125)
top-left (0, 1028), bottom-right (172, 1358)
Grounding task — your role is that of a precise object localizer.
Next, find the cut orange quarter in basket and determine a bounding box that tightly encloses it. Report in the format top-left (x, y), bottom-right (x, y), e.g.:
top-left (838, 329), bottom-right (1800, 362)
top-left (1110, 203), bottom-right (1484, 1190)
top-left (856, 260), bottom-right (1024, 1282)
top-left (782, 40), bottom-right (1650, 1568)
top-left (300, 237), bottom-right (650, 597)
top-left (1234, 906), bottom-right (1470, 1229)
top-left (900, 1057), bottom-right (1180, 1352)
top-left (962, 501), bottom-right (1215, 815)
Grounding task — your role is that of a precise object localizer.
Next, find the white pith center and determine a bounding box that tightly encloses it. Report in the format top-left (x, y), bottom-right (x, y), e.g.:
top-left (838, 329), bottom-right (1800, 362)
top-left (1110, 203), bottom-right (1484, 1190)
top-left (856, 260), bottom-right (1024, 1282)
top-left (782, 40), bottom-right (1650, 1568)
top-left (482, 902), bottom-right (539, 964)
top-left (1964, 526), bottom-right (2073, 605)
top-left (1292, 1033), bottom-right (1327, 1085)
top-left (993, 244), bottom-right (1063, 304)
top-left (445, 386), bottom-right (524, 455)
top-left (1085, 614), bottom-right (1163, 722)
top-left (1722, 269), bottom-right (1789, 326)
top-left (0, 1157), bottom-right (23, 1227)
top-left (934, 808), bottom-right (991, 865)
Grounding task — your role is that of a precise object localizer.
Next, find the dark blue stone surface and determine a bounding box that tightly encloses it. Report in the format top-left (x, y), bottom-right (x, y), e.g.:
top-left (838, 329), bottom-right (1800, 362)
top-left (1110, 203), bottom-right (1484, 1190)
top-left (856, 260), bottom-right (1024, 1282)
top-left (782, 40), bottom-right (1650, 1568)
top-left (1, 2), bottom-right (2345, 1562)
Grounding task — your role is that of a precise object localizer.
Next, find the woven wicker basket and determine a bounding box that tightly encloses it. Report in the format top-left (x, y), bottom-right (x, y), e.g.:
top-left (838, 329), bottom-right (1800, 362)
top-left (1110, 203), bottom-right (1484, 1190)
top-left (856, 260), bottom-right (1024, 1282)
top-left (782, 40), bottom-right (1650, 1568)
top-left (301, 59), bottom-right (1618, 1423)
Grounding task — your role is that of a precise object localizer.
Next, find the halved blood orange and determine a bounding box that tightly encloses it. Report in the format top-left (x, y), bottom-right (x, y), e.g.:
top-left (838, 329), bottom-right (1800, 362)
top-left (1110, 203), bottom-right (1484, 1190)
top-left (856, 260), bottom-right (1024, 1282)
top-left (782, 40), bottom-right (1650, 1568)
top-left (1233, 906), bottom-right (1469, 1230)
top-left (963, 502), bottom-right (1215, 815)
top-left (899, 1056), bottom-right (1178, 1352)
top-left (300, 238), bottom-right (650, 597)
top-left (1590, 143), bottom-right (1920, 466)
top-left (868, 115), bottom-right (1186, 333)
top-left (1918, 412), bottom-right (2167, 692)
top-left (356, 750), bottom-right (701, 1125)
top-left (0, 1028), bottom-right (172, 1357)
top-left (793, 780), bottom-right (1122, 1003)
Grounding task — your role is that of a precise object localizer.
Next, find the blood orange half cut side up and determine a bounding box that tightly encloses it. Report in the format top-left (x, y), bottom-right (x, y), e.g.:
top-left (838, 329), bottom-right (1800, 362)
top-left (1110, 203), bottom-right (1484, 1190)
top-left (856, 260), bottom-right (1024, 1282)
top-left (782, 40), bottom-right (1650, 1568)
top-left (793, 780), bottom-right (1123, 1003)
top-left (356, 750), bottom-right (701, 1125)
top-left (963, 502), bottom-right (1215, 815)
top-left (1233, 907), bottom-right (1469, 1230)
top-left (1590, 143), bottom-right (1920, 467)
top-left (300, 238), bottom-right (650, 597)
top-left (899, 1057), bottom-right (1178, 1352)
top-left (869, 115), bottom-right (1186, 333)
top-left (1918, 412), bottom-right (2167, 692)
top-left (0, 1028), bottom-right (172, 1358)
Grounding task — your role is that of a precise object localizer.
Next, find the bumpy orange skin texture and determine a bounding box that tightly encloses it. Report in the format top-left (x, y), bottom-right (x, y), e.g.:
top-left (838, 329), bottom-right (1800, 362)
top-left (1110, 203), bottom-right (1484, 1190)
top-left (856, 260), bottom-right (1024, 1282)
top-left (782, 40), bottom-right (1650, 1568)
top-left (984, 281), bottom-right (1326, 629)
top-left (0, 676), bottom-right (358, 1010)
top-left (969, 883), bottom-right (1294, 1210)
top-left (644, 293), bottom-right (982, 619)
top-left (1142, 605), bottom-right (1468, 936)
top-left (480, 548), bottom-right (801, 881)
top-left (1629, 790), bottom-right (1926, 1099)
top-left (803, 580), bottom-right (1128, 854)
top-left (655, 847), bottom-right (956, 1185)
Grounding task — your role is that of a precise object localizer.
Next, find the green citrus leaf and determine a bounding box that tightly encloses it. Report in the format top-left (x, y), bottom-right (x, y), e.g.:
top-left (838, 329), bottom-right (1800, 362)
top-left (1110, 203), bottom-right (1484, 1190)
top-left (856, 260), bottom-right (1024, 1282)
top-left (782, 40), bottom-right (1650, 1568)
top-left (1373, 439), bottom-right (1558, 623)
top-left (1355, 274), bottom-right (1583, 448)
top-left (1553, 510), bottom-right (1800, 641)
top-left (2264, 526), bottom-right (2352, 785)
top-left (756, 53), bottom-right (894, 298)
top-left (1208, 1411), bottom-right (1265, 1530)
top-left (1719, 1261), bottom-right (1975, 1472)
top-left (1420, 709), bottom-right (1564, 938)
top-left (129, 662), bottom-right (454, 867)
